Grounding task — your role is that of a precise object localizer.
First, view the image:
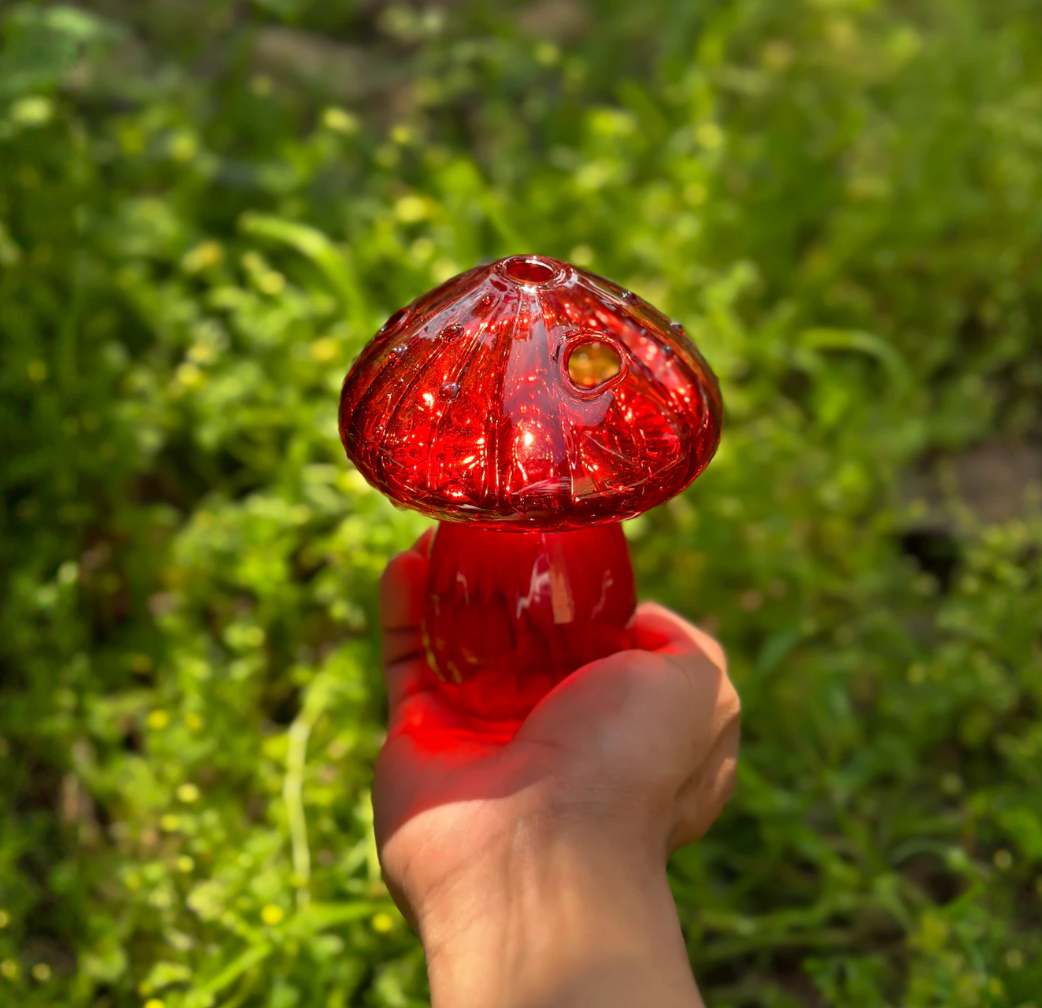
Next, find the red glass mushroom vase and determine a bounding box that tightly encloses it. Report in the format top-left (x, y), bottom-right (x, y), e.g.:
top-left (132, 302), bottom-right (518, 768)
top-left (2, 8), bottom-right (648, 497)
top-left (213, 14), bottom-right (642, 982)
top-left (339, 255), bottom-right (722, 723)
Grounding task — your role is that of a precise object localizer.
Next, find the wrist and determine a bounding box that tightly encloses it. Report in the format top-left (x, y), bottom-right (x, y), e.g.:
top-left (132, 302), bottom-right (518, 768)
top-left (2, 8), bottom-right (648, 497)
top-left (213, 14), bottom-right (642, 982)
top-left (418, 826), bottom-right (701, 1008)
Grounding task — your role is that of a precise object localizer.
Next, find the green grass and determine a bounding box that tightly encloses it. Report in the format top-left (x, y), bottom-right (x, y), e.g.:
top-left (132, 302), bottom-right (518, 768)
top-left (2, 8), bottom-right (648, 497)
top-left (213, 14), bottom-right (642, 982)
top-left (1, 1), bottom-right (1041, 1005)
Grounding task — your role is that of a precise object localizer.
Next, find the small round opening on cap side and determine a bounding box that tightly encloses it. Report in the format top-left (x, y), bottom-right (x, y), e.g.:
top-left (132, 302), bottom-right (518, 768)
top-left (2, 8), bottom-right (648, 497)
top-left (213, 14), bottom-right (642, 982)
top-left (498, 255), bottom-right (565, 286)
top-left (565, 339), bottom-right (623, 390)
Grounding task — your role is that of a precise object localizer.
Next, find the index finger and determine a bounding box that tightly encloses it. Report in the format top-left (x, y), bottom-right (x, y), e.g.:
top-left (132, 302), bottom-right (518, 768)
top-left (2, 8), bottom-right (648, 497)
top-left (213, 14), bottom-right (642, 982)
top-left (632, 602), bottom-right (739, 741)
top-left (379, 529), bottom-right (435, 714)
top-left (631, 601), bottom-right (727, 676)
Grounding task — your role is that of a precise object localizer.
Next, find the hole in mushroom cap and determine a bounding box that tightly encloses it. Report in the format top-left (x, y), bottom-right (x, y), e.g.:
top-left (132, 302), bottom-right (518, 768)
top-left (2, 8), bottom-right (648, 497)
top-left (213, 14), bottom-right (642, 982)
top-left (566, 340), bottom-right (622, 389)
top-left (499, 256), bottom-right (564, 285)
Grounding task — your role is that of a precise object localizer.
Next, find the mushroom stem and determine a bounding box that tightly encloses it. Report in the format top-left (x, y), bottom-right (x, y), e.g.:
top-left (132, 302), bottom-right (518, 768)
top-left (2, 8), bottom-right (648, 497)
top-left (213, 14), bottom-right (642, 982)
top-left (422, 520), bottom-right (637, 721)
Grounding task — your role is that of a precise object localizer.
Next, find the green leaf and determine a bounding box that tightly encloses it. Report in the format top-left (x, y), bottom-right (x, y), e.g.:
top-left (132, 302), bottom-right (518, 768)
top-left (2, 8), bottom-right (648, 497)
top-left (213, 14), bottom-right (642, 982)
top-left (195, 944), bottom-right (273, 999)
top-left (0, 4), bottom-right (123, 101)
top-left (798, 327), bottom-right (913, 393)
top-left (292, 900), bottom-right (389, 935)
top-left (754, 628), bottom-right (805, 678)
top-left (142, 959), bottom-right (193, 991)
top-left (238, 212), bottom-right (366, 325)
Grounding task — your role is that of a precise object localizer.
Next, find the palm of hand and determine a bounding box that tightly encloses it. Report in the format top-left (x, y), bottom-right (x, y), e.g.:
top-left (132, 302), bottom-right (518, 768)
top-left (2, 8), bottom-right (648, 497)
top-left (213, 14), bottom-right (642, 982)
top-left (373, 537), bottom-right (739, 932)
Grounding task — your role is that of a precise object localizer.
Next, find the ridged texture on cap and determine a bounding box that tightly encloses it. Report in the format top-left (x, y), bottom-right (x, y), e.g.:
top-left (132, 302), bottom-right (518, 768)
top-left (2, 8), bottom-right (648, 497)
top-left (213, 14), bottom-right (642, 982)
top-left (339, 255), bottom-right (722, 531)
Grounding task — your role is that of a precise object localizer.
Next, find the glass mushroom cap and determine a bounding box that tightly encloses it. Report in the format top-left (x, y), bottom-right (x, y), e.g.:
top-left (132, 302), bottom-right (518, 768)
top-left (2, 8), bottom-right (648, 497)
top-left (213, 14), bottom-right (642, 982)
top-left (339, 255), bottom-right (722, 531)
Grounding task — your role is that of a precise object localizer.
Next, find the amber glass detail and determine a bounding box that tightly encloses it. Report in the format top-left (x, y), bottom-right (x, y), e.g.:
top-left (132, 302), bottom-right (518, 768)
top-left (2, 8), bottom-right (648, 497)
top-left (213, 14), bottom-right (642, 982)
top-left (566, 339), bottom-right (623, 389)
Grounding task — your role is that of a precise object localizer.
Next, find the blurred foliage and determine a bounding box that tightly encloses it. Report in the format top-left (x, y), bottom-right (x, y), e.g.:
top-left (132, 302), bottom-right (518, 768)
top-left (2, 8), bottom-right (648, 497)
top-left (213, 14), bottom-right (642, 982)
top-left (1, 0), bottom-right (1041, 1005)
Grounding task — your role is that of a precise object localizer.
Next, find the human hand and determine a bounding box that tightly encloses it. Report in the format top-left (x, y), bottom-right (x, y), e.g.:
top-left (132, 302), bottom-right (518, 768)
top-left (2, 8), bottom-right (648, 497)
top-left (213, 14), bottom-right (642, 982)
top-left (373, 531), bottom-right (740, 1008)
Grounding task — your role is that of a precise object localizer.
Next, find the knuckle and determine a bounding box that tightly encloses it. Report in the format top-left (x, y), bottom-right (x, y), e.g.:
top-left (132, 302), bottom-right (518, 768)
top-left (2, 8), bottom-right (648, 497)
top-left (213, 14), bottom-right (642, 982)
top-left (720, 678), bottom-right (742, 718)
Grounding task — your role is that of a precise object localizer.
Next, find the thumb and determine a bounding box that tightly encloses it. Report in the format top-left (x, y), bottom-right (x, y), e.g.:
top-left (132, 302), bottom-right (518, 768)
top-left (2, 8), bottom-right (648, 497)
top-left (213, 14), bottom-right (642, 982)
top-left (514, 603), bottom-right (736, 783)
